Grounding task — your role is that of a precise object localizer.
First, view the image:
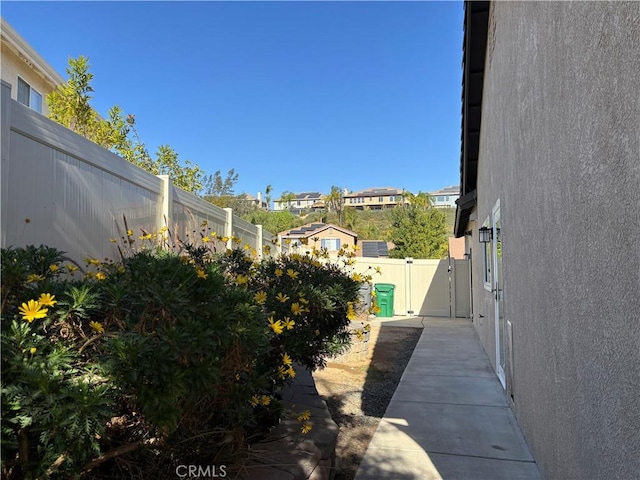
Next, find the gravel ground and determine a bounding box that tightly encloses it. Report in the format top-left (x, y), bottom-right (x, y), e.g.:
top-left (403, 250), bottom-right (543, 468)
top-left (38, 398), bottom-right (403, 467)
top-left (313, 324), bottom-right (423, 480)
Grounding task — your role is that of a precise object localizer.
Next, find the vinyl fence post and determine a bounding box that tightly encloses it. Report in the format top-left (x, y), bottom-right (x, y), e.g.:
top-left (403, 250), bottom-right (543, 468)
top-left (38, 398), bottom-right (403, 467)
top-left (157, 175), bottom-right (172, 235)
top-left (256, 224), bottom-right (263, 259)
top-left (224, 208), bottom-right (233, 250)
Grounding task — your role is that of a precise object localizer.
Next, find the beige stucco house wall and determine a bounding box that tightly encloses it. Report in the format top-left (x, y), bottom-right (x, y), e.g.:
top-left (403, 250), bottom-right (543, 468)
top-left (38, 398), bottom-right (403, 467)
top-left (456, 2), bottom-right (640, 479)
top-left (1, 18), bottom-right (63, 116)
top-left (344, 187), bottom-right (405, 210)
top-left (280, 223), bottom-right (357, 255)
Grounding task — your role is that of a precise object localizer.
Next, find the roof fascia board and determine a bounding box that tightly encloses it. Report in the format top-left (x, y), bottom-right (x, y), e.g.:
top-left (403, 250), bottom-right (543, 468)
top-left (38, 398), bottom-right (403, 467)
top-left (1, 18), bottom-right (65, 87)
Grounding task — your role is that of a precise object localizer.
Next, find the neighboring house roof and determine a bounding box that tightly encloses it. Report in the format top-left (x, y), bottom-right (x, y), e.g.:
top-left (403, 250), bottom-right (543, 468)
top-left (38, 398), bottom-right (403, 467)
top-left (0, 18), bottom-right (64, 88)
top-left (454, 1), bottom-right (490, 238)
top-left (431, 185), bottom-right (460, 196)
top-left (293, 192), bottom-right (324, 201)
top-left (344, 187), bottom-right (403, 198)
top-left (279, 222), bottom-right (357, 239)
top-left (360, 240), bottom-right (390, 258)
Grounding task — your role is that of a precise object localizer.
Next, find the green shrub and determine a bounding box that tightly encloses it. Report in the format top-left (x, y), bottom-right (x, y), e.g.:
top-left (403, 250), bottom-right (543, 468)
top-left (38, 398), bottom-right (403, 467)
top-left (1, 239), bottom-right (365, 479)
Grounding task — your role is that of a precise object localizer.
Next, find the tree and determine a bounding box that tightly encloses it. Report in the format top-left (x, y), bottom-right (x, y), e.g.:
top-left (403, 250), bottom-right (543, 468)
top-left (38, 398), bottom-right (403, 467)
top-left (202, 169), bottom-right (239, 197)
top-left (388, 192), bottom-right (449, 259)
top-left (278, 191), bottom-right (296, 211)
top-left (46, 56), bottom-right (204, 193)
top-left (242, 210), bottom-right (304, 235)
top-left (264, 184), bottom-right (273, 211)
top-left (325, 186), bottom-right (345, 225)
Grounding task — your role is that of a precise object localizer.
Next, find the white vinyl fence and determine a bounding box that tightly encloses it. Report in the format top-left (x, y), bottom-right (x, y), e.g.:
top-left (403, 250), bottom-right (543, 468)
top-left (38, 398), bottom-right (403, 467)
top-left (0, 81), bottom-right (282, 264)
top-left (352, 257), bottom-right (471, 318)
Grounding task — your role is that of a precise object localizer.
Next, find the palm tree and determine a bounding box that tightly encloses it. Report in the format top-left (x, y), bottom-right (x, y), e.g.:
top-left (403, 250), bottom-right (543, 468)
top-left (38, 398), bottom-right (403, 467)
top-left (265, 184), bottom-right (273, 211)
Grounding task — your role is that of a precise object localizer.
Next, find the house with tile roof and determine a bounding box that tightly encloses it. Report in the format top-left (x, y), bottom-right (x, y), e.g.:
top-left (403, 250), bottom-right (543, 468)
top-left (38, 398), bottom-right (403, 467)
top-left (279, 222), bottom-right (357, 254)
top-left (343, 187), bottom-right (407, 210)
top-left (273, 192), bottom-right (325, 212)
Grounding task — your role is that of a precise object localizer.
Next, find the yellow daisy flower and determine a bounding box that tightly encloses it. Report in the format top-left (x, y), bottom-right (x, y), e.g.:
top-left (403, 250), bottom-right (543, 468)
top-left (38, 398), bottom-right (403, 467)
top-left (297, 410), bottom-right (311, 421)
top-left (282, 352), bottom-right (293, 366)
top-left (196, 268), bottom-right (208, 279)
top-left (89, 321), bottom-right (104, 333)
top-left (283, 317), bottom-right (295, 330)
top-left (261, 395), bottom-right (271, 406)
top-left (95, 272), bottom-right (106, 281)
top-left (301, 423), bottom-right (312, 434)
top-left (276, 292), bottom-right (290, 303)
top-left (26, 274), bottom-right (45, 283)
top-left (254, 291), bottom-right (267, 304)
top-left (18, 300), bottom-right (47, 322)
top-left (287, 366), bottom-right (296, 378)
top-left (49, 264), bottom-right (60, 273)
top-left (275, 268), bottom-right (283, 277)
top-left (286, 269), bottom-right (299, 279)
top-left (347, 302), bottom-right (356, 321)
top-left (236, 275), bottom-right (249, 285)
top-left (250, 395), bottom-right (260, 407)
top-left (66, 264), bottom-right (79, 272)
top-left (291, 303), bottom-right (303, 316)
top-left (268, 317), bottom-right (284, 335)
top-left (37, 293), bottom-right (57, 307)
top-left (29, 347), bottom-right (37, 354)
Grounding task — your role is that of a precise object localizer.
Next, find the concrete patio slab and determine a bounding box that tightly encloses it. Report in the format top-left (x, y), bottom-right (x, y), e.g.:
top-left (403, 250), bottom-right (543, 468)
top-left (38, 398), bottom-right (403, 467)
top-left (370, 403), bottom-right (533, 461)
top-left (392, 372), bottom-right (508, 406)
top-left (354, 318), bottom-right (540, 480)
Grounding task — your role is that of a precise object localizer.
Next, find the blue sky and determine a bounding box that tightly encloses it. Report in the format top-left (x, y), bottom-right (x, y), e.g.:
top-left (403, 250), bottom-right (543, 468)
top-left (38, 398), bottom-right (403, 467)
top-left (3, 1), bottom-right (464, 200)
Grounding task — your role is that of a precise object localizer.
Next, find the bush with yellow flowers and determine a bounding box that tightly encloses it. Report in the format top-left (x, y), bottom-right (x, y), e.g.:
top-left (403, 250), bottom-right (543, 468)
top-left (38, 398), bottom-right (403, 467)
top-left (1, 236), bottom-right (364, 479)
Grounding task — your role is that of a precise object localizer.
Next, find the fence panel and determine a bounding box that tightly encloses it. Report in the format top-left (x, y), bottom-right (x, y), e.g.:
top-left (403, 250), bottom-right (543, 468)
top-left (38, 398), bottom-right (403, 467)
top-left (352, 257), bottom-right (471, 317)
top-left (3, 98), bottom-right (164, 263)
top-left (411, 259), bottom-right (450, 317)
top-left (0, 84), bottom-right (275, 265)
top-left (453, 259), bottom-right (471, 317)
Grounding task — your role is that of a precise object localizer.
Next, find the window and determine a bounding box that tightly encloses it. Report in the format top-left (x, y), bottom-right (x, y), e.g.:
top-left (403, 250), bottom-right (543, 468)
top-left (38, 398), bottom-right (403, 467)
top-left (321, 238), bottom-right (341, 251)
top-left (482, 218), bottom-right (492, 288)
top-left (17, 77), bottom-right (43, 113)
top-left (389, 196), bottom-right (395, 202)
top-left (379, 196), bottom-right (384, 202)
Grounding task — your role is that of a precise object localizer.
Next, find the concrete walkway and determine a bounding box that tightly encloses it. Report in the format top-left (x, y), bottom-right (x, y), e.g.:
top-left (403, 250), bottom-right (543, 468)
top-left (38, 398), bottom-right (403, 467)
top-left (354, 317), bottom-right (541, 480)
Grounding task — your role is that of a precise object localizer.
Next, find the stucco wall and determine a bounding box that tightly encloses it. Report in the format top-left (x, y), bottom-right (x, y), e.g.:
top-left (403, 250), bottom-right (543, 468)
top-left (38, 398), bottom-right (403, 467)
top-left (0, 44), bottom-right (56, 116)
top-left (473, 2), bottom-right (640, 479)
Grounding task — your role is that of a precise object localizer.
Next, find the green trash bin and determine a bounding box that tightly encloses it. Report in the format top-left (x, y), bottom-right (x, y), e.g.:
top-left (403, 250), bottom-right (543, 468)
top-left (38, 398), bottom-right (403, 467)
top-left (374, 283), bottom-right (395, 318)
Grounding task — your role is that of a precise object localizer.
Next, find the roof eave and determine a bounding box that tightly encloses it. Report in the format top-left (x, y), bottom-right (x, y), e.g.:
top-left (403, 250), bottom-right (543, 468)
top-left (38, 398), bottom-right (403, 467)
top-left (454, 1), bottom-right (490, 238)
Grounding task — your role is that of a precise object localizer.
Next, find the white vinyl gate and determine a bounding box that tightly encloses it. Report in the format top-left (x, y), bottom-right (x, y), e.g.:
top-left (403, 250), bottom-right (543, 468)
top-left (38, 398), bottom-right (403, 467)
top-left (353, 257), bottom-right (471, 318)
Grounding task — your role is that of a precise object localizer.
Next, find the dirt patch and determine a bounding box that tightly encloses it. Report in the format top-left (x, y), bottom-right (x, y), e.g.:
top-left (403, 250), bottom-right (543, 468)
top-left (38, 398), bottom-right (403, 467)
top-left (313, 323), bottom-right (422, 480)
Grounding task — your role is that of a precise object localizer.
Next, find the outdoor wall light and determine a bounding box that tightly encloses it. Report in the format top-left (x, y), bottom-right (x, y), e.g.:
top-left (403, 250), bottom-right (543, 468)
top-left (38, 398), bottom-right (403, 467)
top-left (478, 226), bottom-right (492, 243)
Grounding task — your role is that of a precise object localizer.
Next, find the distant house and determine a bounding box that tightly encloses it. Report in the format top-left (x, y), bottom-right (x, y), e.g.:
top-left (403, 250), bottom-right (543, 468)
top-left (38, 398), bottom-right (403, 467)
top-left (279, 223), bottom-right (357, 254)
top-left (429, 185), bottom-right (459, 208)
top-left (343, 187), bottom-right (406, 210)
top-left (273, 192), bottom-right (325, 212)
top-left (0, 18), bottom-right (64, 115)
top-left (239, 192), bottom-right (268, 210)
top-left (455, 2), bottom-right (639, 479)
